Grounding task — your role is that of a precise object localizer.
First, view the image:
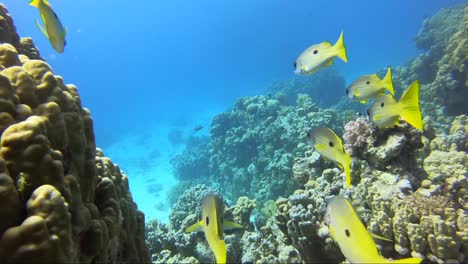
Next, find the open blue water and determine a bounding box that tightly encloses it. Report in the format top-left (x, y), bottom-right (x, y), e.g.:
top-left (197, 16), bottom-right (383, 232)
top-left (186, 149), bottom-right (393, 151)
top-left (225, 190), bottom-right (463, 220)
top-left (4, 0), bottom-right (465, 221)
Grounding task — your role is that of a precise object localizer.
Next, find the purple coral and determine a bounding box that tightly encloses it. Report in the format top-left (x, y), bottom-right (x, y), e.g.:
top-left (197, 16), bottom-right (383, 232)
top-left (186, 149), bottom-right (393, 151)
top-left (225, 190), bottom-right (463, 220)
top-left (343, 118), bottom-right (375, 156)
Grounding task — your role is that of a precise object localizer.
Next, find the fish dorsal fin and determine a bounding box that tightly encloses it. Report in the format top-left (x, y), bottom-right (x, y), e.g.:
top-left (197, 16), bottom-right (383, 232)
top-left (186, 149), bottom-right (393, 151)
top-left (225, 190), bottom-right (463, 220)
top-left (383, 67), bottom-right (394, 95)
top-left (185, 220), bottom-right (204, 233)
top-left (223, 220), bottom-right (243, 231)
top-left (371, 232), bottom-right (393, 242)
top-left (35, 19), bottom-right (48, 38)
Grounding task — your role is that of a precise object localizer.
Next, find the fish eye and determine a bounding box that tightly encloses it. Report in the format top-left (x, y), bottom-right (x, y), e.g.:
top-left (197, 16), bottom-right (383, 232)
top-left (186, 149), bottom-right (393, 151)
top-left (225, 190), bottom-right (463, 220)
top-left (313, 50), bottom-right (318, 54)
top-left (380, 102), bottom-right (385, 108)
top-left (345, 89), bottom-right (349, 95)
top-left (345, 229), bottom-right (350, 237)
top-left (328, 141), bottom-right (334, 147)
top-left (367, 109), bottom-right (370, 116)
top-left (64, 40), bottom-right (67, 47)
top-left (206, 216), bottom-right (209, 226)
top-left (294, 62), bottom-right (297, 69)
top-left (366, 81), bottom-right (370, 85)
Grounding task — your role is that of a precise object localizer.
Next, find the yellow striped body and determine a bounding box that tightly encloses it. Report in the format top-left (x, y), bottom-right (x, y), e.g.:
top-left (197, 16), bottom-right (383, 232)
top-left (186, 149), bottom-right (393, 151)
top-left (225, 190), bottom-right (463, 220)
top-left (347, 67), bottom-right (395, 103)
top-left (185, 194), bottom-right (242, 264)
top-left (308, 127), bottom-right (352, 188)
top-left (327, 196), bottom-right (422, 264)
top-left (30, 0), bottom-right (67, 53)
top-left (294, 31), bottom-right (347, 75)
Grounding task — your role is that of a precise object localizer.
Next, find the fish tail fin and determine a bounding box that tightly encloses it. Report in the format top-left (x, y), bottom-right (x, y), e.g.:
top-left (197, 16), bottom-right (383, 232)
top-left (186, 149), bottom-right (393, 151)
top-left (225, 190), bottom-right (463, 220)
top-left (214, 240), bottom-right (227, 264)
top-left (389, 257), bottom-right (423, 263)
top-left (343, 154), bottom-right (351, 188)
top-left (334, 31), bottom-right (348, 63)
top-left (399, 80), bottom-right (423, 130)
top-left (29, 0), bottom-right (41, 7)
top-left (383, 67), bottom-right (395, 95)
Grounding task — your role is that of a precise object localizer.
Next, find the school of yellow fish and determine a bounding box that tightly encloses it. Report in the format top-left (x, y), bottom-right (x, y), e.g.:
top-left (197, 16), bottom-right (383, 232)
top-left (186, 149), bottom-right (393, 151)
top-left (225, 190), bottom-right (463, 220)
top-left (21, 2), bottom-right (425, 262)
top-left (299, 31), bottom-right (423, 263)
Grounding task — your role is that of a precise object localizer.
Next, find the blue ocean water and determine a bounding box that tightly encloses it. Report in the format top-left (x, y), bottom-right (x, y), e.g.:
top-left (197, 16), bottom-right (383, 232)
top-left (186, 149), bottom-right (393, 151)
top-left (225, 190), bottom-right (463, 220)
top-left (4, 0), bottom-right (465, 221)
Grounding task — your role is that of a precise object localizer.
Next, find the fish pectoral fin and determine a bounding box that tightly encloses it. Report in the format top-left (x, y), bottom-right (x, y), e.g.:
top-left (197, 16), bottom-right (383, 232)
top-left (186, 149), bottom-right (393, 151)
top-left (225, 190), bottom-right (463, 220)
top-left (371, 232), bottom-right (393, 242)
top-left (185, 220), bottom-right (204, 233)
top-left (326, 59), bottom-right (334, 66)
top-left (373, 114), bottom-right (382, 121)
top-left (329, 226), bottom-right (337, 242)
top-left (314, 143), bottom-right (327, 152)
top-left (35, 19), bottom-right (48, 38)
top-left (223, 220), bottom-right (243, 230)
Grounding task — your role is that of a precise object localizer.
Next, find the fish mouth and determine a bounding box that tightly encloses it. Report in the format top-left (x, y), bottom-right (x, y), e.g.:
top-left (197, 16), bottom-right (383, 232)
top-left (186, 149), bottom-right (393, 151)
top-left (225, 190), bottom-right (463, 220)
top-left (345, 87), bottom-right (355, 99)
top-left (293, 61), bottom-right (302, 75)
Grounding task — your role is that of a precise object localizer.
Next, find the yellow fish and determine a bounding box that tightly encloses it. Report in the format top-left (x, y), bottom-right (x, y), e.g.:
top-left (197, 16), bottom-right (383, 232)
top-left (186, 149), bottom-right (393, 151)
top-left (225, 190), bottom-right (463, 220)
top-left (307, 127), bottom-right (352, 188)
top-left (29, 0), bottom-right (67, 53)
top-left (294, 31), bottom-right (348, 75)
top-left (185, 194), bottom-right (242, 264)
top-left (367, 80), bottom-right (423, 130)
top-left (347, 67), bottom-right (395, 104)
top-left (326, 196), bottom-right (423, 264)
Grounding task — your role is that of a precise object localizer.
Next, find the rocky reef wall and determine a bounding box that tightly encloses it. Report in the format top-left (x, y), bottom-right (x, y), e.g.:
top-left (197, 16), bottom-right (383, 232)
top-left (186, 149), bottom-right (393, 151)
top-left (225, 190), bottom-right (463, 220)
top-left (161, 4), bottom-right (468, 264)
top-left (0, 4), bottom-right (149, 263)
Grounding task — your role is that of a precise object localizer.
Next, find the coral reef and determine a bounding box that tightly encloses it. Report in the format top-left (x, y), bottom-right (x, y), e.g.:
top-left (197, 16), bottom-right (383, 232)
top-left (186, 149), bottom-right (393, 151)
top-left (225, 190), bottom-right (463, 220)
top-left (394, 4), bottom-right (467, 117)
top-left (278, 114), bottom-right (468, 263)
top-left (170, 136), bottom-right (210, 181)
top-left (0, 4), bottom-right (42, 60)
top-left (240, 218), bottom-right (302, 264)
top-left (343, 118), bottom-right (424, 172)
top-left (146, 184), bottom-right (258, 263)
top-left (209, 93), bottom-right (350, 204)
top-left (0, 5), bottom-right (149, 263)
top-left (152, 4), bottom-right (468, 264)
top-left (267, 68), bottom-right (345, 108)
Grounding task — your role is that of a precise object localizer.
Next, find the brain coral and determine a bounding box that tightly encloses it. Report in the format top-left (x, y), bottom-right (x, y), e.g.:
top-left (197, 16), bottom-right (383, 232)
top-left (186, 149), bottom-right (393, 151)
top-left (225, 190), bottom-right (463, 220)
top-left (0, 5), bottom-right (149, 263)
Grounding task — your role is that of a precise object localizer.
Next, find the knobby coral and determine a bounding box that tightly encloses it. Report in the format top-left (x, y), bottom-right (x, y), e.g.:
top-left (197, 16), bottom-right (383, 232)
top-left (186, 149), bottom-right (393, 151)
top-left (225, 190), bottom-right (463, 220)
top-left (0, 5), bottom-right (149, 263)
